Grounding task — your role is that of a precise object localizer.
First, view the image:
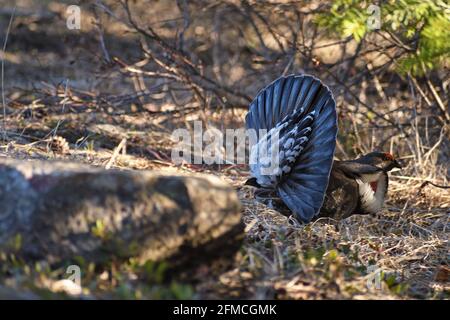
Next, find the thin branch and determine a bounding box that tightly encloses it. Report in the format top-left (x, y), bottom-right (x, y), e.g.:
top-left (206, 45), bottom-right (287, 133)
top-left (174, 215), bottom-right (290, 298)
top-left (421, 62), bottom-right (449, 124)
top-left (93, 1), bottom-right (111, 63)
top-left (418, 181), bottom-right (450, 191)
top-left (1, 6), bottom-right (15, 140)
top-left (105, 138), bottom-right (127, 169)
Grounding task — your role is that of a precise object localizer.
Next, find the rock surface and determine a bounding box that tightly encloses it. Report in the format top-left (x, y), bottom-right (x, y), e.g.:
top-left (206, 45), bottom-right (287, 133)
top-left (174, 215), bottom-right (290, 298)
top-left (0, 285), bottom-right (40, 300)
top-left (0, 158), bottom-right (243, 266)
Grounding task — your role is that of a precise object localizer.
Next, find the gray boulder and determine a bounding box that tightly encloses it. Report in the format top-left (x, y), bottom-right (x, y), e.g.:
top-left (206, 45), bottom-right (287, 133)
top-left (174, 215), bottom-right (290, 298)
top-left (0, 158), bottom-right (243, 266)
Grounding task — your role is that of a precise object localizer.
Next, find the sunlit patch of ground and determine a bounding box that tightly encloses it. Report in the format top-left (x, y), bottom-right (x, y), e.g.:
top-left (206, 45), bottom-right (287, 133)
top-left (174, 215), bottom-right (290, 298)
top-left (1, 105), bottom-right (448, 299)
top-left (0, 1), bottom-right (447, 299)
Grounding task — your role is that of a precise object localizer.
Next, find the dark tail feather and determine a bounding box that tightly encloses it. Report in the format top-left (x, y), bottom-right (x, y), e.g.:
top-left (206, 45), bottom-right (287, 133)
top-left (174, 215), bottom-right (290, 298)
top-left (246, 74), bottom-right (337, 222)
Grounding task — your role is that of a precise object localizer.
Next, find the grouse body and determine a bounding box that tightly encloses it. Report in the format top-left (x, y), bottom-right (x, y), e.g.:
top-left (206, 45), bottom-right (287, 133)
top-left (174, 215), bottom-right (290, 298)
top-left (245, 74), bottom-right (401, 222)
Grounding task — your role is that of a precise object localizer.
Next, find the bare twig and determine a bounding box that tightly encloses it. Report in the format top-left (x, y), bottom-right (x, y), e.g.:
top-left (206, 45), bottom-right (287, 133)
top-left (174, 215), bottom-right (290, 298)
top-left (1, 6), bottom-right (15, 140)
top-left (421, 62), bottom-right (449, 124)
top-left (93, 1), bottom-right (112, 63)
top-left (418, 180), bottom-right (450, 191)
top-left (105, 138), bottom-right (127, 169)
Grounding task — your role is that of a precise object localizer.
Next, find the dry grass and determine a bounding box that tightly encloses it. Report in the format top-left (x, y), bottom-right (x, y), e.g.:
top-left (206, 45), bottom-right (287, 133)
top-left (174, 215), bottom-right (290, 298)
top-left (235, 182), bottom-right (448, 299)
top-left (0, 0), bottom-right (448, 300)
top-left (0, 105), bottom-right (448, 300)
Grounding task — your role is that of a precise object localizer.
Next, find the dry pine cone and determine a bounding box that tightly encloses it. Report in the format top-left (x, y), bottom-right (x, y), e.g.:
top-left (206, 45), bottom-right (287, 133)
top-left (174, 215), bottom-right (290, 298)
top-left (49, 136), bottom-right (70, 155)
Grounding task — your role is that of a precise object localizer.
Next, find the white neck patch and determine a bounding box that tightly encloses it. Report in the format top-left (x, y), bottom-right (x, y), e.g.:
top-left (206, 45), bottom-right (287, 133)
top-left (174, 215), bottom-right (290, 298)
top-left (356, 173), bottom-right (387, 214)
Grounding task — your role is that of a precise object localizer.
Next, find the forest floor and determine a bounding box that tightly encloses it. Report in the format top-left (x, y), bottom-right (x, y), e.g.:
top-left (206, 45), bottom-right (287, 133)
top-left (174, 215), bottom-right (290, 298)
top-left (0, 1), bottom-right (448, 300)
top-left (1, 104), bottom-right (448, 300)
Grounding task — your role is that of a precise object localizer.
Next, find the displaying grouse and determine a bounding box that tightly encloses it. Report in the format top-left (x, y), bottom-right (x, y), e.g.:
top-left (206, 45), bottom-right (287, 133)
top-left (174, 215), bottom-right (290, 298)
top-left (245, 74), bottom-right (401, 223)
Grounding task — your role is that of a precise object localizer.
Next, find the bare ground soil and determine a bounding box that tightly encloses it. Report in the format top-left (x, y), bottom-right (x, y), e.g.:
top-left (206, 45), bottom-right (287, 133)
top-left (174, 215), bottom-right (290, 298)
top-left (0, 1), bottom-right (448, 299)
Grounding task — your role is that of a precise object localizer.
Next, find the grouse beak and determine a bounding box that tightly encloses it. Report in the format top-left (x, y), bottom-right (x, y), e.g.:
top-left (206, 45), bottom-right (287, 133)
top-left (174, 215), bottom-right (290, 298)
top-left (393, 159), bottom-right (402, 169)
top-left (244, 177), bottom-right (261, 188)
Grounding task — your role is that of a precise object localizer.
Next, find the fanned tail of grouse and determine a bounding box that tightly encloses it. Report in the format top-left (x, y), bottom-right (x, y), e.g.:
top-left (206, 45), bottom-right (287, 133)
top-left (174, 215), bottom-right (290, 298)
top-left (246, 74), bottom-right (338, 223)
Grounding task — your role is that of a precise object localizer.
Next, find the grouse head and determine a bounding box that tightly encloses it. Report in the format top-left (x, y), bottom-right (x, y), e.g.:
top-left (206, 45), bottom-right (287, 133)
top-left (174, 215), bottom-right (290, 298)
top-left (356, 151), bottom-right (402, 172)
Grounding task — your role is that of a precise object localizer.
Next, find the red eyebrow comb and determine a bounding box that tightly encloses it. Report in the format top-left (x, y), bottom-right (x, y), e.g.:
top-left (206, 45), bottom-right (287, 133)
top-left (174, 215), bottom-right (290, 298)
top-left (384, 152), bottom-right (394, 160)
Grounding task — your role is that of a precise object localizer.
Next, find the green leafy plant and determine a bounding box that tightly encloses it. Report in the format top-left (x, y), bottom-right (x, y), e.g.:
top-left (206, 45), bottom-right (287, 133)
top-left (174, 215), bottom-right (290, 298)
top-left (316, 0), bottom-right (450, 75)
